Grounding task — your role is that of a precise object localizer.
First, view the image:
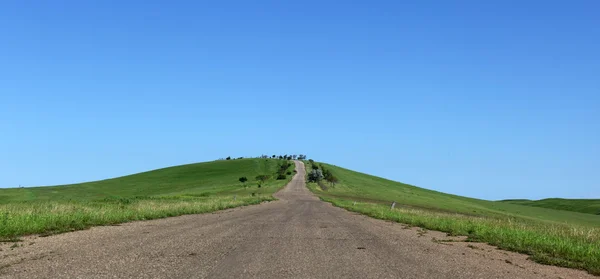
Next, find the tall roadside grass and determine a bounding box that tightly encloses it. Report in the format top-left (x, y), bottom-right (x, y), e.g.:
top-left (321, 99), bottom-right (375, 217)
top-left (324, 198), bottom-right (600, 276)
top-left (0, 195), bottom-right (274, 239)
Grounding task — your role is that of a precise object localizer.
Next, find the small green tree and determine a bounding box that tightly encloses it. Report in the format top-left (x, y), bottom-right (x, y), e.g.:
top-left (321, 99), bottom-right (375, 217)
top-left (325, 175), bottom-right (338, 187)
top-left (255, 174), bottom-right (270, 183)
top-left (239, 176), bottom-right (248, 184)
top-left (322, 168), bottom-right (331, 178)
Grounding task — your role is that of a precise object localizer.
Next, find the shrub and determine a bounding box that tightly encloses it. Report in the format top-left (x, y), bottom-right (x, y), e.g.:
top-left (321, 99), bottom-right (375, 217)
top-left (276, 174), bottom-right (287, 180)
top-left (255, 175), bottom-right (270, 182)
top-left (278, 161), bottom-right (292, 175)
top-left (286, 171), bottom-right (292, 175)
top-left (307, 169), bottom-right (324, 182)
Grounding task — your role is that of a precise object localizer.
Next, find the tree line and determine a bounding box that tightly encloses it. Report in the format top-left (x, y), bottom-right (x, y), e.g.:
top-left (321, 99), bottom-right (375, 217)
top-left (258, 154), bottom-right (307, 160)
top-left (220, 154), bottom-right (308, 161)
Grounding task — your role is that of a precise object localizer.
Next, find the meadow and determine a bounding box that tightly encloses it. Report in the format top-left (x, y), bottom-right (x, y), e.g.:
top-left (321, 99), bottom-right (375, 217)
top-left (306, 161), bottom-right (600, 275)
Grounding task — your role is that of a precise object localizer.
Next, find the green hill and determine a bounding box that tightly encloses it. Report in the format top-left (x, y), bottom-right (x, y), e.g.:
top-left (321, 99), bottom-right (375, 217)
top-left (0, 158), bottom-right (294, 239)
top-left (500, 198), bottom-right (600, 215)
top-left (309, 162), bottom-right (599, 227)
top-left (0, 158), bottom-right (291, 203)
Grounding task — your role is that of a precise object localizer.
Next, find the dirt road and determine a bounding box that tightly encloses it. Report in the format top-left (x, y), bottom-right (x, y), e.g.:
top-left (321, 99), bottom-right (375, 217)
top-left (0, 161), bottom-right (594, 278)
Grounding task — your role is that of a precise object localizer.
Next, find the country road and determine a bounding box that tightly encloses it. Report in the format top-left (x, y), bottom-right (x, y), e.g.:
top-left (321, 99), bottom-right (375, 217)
top-left (0, 161), bottom-right (594, 278)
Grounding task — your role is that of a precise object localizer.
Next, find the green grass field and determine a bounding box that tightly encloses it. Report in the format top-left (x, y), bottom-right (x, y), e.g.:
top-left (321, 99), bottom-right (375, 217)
top-left (306, 161), bottom-right (600, 275)
top-left (500, 198), bottom-right (600, 215)
top-left (0, 158), bottom-right (294, 239)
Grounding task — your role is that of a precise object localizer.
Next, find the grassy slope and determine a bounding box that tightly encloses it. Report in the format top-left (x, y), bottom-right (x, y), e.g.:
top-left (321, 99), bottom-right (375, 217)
top-left (307, 162), bottom-right (600, 275)
top-left (500, 199), bottom-right (600, 215)
top-left (0, 158), bottom-right (288, 203)
top-left (312, 163), bottom-right (599, 227)
top-left (0, 158), bottom-right (294, 238)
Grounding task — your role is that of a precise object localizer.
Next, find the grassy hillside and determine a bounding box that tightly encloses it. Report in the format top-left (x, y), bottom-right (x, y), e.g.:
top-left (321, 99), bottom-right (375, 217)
top-left (308, 162), bottom-right (599, 227)
top-left (0, 158), bottom-right (294, 239)
top-left (306, 161), bottom-right (600, 275)
top-left (500, 198), bottom-right (600, 215)
top-left (0, 158), bottom-right (290, 203)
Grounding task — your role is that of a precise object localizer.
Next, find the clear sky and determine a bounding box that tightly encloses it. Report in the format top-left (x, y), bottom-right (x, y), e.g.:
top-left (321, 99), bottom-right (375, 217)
top-left (1, 1), bottom-right (598, 200)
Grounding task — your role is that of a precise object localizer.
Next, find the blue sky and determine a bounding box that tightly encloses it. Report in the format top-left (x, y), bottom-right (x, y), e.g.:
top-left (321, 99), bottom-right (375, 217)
top-left (1, 1), bottom-right (598, 200)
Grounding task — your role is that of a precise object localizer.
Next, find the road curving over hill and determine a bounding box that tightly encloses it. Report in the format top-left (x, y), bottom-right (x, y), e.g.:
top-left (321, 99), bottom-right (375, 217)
top-left (0, 161), bottom-right (595, 278)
